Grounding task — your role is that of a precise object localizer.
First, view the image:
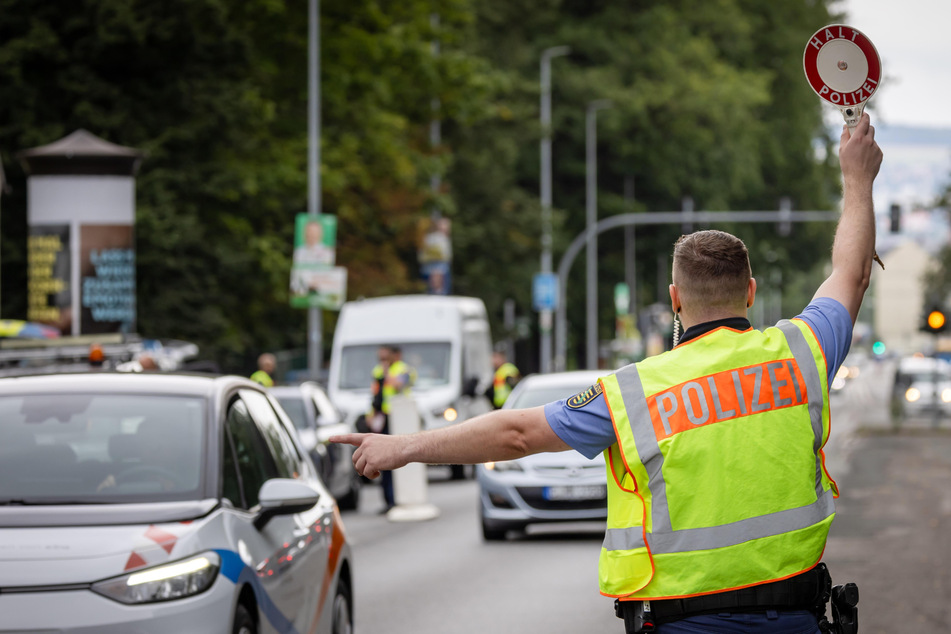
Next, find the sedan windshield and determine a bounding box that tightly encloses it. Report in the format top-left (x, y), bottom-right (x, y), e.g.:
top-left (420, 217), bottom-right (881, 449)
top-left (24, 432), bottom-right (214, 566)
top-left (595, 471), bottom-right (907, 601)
top-left (0, 393), bottom-right (205, 504)
top-left (509, 383), bottom-right (596, 409)
top-left (338, 342), bottom-right (452, 390)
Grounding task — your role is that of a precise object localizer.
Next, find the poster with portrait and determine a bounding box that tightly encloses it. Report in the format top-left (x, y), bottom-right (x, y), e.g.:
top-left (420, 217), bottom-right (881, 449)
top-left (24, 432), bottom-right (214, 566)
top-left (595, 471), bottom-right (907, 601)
top-left (293, 213), bottom-right (337, 267)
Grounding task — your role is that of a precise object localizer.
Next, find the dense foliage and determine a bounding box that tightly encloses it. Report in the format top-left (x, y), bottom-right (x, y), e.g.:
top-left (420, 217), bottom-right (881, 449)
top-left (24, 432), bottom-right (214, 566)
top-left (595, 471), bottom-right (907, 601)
top-left (0, 0), bottom-right (842, 373)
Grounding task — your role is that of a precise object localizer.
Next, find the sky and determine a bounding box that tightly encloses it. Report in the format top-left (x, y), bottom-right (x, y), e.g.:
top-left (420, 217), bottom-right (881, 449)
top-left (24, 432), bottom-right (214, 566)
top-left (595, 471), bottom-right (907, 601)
top-left (835, 0), bottom-right (951, 129)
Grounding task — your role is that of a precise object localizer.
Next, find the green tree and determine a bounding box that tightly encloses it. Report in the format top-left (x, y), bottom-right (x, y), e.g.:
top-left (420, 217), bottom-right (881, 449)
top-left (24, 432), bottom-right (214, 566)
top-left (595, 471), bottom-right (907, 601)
top-left (447, 0), bottom-right (843, 369)
top-left (0, 0), bottom-right (496, 372)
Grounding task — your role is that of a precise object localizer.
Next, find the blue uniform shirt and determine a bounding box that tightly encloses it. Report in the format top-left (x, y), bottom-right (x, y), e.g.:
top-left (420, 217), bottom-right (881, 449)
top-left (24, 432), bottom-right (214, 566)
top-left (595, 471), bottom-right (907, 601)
top-left (545, 297), bottom-right (853, 459)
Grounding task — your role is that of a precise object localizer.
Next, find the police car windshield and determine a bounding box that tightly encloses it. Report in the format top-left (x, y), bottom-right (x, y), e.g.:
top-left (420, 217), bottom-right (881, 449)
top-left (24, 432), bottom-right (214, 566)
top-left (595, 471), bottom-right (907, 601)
top-left (0, 393), bottom-right (205, 504)
top-left (338, 342), bottom-right (451, 391)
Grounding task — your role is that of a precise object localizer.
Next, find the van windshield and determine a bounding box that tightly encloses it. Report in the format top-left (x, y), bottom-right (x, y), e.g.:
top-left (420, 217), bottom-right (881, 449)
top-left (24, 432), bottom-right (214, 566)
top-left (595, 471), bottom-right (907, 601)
top-left (338, 343), bottom-right (452, 391)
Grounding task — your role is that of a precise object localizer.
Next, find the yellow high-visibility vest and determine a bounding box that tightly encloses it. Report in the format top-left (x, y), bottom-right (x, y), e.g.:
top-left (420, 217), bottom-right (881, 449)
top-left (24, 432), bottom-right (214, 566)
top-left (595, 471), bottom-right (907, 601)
top-left (493, 362), bottom-right (520, 407)
top-left (598, 319), bottom-right (837, 600)
top-left (250, 370), bottom-right (274, 387)
top-left (371, 360), bottom-right (415, 415)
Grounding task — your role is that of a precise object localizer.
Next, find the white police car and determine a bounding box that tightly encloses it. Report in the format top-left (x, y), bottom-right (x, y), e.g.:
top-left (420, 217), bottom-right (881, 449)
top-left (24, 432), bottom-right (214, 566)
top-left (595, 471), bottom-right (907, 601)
top-left (0, 373), bottom-right (352, 633)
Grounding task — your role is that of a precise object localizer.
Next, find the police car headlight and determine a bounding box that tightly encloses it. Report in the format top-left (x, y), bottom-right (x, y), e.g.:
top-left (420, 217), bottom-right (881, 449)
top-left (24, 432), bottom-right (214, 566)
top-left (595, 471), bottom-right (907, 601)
top-left (92, 552), bottom-right (220, 604)
top-left (905, 387), bottom-right (921, 403)
top-left (942, 389), bottom-right (951, 403)
top-left (485, 460), bottom-right (523, 473)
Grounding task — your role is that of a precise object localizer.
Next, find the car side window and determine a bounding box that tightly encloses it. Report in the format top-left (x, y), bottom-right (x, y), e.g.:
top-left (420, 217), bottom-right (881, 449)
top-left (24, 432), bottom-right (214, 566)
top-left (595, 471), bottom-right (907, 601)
top-left (226, 397), bottom-right (279, 509)
top-left (221, 425), bottom-right (243, 508)
top-left (240, 389), bottom-right (303, 480)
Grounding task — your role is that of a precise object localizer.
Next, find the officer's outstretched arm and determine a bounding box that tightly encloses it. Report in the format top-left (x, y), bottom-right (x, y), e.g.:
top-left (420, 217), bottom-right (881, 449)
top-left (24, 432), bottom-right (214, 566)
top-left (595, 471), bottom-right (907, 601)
top-left (813, 113), bottom-right (883, 324)
top-left (330, 407), bottom-right (571, 479)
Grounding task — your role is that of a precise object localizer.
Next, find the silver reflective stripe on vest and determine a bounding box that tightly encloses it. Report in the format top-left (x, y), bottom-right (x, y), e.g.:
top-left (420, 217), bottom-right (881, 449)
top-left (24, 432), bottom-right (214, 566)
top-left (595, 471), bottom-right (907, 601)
top-left (777, 320), bottom-right (828, 502)
top-left (615, 364), bottom-right (673, 535)
top-left (604, 524), bottom-right (646, 551)
top-left (777, 320), bottom-right (825, 453)
top-left (605, 326), bottom-right (832, 554)
top-left (650, 488), bottom-right (834, 553)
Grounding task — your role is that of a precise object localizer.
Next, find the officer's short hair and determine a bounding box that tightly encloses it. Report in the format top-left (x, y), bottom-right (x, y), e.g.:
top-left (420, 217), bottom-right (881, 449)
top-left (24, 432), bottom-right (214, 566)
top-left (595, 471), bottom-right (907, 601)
top-left (672, 230), bottom-right (751, 311)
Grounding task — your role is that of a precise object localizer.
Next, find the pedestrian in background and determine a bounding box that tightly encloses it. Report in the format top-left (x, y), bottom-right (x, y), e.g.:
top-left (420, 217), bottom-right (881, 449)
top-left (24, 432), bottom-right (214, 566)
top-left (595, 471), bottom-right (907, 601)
top-left (488, 348), bottom-right (520, 409)
top-left (368, 345), bottom-right (415, 513)
top-left (333, 115), bottom-right (883, 632)
top-left (250, 353), bottom-right (276, 387)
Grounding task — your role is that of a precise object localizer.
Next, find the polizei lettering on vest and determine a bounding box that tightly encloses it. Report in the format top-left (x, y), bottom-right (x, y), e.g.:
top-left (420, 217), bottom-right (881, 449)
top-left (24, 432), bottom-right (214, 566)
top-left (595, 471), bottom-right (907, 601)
top-left (647, 359), bottom-right (807, 440)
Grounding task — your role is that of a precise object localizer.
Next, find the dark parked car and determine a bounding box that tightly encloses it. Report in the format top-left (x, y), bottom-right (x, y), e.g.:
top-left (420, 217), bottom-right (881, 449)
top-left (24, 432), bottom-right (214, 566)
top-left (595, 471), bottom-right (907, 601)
top-left (271, 382), bottom-right (361, 511)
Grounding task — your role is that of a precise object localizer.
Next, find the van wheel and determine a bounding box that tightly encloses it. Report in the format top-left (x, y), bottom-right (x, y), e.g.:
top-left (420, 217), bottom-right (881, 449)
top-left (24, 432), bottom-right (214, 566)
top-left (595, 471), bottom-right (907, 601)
top-left (233, 604), bottom-right (257, 634)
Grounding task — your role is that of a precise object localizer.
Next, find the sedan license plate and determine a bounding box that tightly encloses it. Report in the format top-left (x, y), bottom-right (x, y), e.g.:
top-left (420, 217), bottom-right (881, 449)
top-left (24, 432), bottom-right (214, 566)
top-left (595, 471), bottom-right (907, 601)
top-left (543, 485), bottom-right (606, 501)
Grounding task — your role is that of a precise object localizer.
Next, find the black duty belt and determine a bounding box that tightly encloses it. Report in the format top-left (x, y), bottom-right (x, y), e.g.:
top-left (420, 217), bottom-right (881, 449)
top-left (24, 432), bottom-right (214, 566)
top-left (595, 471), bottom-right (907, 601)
top-left (619, 564), bottom-right (828, 624)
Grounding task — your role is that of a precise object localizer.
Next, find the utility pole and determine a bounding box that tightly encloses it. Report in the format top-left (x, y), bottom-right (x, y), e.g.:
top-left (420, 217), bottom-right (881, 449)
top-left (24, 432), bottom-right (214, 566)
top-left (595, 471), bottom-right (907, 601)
top-left (307, 0), bottom-right (322, 379)
top-left (585, 100), bottom-right (611, 370)
top-left (624, 176), bottom-right (637, 318)
top-left (538, 45), bottom-right (569, 374)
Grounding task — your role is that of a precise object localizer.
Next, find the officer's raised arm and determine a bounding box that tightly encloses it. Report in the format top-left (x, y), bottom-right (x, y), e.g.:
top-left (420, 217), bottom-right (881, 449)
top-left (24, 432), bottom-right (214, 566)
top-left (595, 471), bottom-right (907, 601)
top-left (330, 406), bottom-right (572, 479)
top-left (812, 113), bottom-right (884, 323)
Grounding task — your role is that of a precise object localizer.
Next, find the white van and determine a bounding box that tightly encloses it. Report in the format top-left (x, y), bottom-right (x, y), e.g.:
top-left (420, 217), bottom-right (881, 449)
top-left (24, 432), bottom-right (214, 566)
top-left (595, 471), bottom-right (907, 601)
top-left (328, 295), bottom-right (495, 475)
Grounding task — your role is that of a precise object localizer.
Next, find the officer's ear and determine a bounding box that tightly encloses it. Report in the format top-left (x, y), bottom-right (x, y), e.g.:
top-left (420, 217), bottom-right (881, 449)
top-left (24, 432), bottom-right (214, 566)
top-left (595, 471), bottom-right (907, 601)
top-left (669, 284), bottom-right (681, 314)
top-left (746, 278), bottom-right (757, 309)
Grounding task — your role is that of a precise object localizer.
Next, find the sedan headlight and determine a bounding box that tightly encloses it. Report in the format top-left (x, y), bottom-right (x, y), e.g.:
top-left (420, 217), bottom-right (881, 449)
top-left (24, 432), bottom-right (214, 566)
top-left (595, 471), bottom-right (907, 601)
top-left (942, 388), bottom-right (951, 403)
top-left (905, 387), bottom-right (921, 403)
top-left (484, 460), bottom-right (524, 473)
top-left (438, 407), bottom-right (458, 423)
top-left (92, 551), bottom-right (220, 604)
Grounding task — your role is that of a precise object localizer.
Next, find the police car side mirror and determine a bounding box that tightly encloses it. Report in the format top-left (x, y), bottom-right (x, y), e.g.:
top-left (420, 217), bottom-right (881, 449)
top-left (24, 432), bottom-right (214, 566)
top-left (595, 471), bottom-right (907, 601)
top-left (462, 376), bottom-right (479, 398)
top-left (254, 478), bottom-right (321, 530)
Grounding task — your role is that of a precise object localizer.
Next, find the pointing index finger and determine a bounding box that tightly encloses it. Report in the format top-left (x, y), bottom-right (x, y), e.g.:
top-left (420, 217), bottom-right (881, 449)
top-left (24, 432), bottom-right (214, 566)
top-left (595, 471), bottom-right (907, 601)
top-left (329, 433), bottom-right (366, 447)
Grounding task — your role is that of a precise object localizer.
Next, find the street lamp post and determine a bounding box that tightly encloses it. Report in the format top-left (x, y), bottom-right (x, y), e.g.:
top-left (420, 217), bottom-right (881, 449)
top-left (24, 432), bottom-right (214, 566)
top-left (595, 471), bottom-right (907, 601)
top-left (307, 0), bottom-right (322, 380)
top-left (585, 100), bottom-right (611, 370)
top-left (539, 45), bottom-right (569, 374)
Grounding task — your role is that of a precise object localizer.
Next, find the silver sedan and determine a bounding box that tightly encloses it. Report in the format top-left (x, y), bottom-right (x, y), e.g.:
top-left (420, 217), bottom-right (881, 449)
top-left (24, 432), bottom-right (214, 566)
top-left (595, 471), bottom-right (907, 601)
top-left (477, 370), bottom-right (608, 540)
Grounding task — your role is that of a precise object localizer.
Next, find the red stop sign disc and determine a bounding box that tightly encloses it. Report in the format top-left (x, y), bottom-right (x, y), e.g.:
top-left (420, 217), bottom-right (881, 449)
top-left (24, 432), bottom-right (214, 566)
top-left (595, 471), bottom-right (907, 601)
top-left (803, 25), bottom-right (881, 108)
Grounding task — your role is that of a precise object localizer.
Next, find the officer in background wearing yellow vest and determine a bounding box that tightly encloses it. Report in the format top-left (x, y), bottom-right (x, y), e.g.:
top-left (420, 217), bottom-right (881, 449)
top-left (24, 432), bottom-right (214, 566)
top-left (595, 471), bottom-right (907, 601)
top-left (250, 353), bottom-right (276, 387)
top-left (489, 348), bottom-right (521, 409)
top-left (368, 344), bottom-right (416, 513)
top-left (332, 114), bottom-right (882, 632)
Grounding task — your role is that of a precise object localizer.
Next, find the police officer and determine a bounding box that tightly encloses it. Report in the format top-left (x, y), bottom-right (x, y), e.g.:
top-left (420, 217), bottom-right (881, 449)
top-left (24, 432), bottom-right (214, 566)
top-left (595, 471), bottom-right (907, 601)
top-left (332, 114), bottom-right (882, 632)
top-left (250, 353), bottom-right (276, 387)
top-left (489, 349), bottom-right (521, 409)
top-left (368, 344), bottom-right (416, 513)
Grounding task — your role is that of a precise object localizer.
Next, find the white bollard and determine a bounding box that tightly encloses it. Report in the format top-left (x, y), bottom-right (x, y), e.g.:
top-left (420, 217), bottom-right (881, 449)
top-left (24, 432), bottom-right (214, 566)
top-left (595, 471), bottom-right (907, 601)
top-left (386, 395), bottom-right (440, 522)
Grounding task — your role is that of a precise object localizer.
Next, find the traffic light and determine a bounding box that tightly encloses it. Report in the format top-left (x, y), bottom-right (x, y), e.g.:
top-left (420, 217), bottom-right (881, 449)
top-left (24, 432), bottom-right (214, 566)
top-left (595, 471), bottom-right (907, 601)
top-left (889, 204), bottom-right (901, 233)
top-left (922, 306), bottom-right (948, 334)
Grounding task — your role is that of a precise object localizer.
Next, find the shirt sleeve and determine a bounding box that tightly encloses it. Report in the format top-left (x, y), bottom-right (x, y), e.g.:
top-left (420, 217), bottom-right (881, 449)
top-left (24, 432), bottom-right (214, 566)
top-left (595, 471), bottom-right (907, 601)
top-left (794, 297), bottom-right (853, 384)
top-left (543, 389), bottom-right (617, 460)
